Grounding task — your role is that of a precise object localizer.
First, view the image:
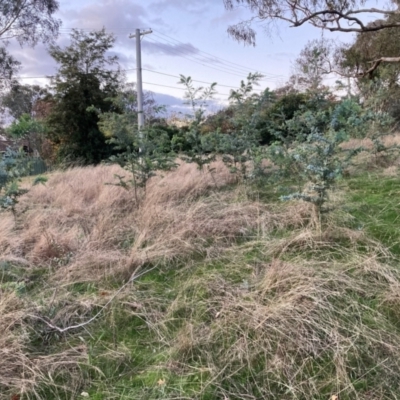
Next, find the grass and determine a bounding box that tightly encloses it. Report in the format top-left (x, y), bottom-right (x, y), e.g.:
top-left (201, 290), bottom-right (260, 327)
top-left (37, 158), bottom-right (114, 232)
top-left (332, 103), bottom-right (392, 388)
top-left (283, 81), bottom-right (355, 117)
top-left (2, 159), bottom-right (400, 399)
top-left (346, 174), bottom-right (400, 255)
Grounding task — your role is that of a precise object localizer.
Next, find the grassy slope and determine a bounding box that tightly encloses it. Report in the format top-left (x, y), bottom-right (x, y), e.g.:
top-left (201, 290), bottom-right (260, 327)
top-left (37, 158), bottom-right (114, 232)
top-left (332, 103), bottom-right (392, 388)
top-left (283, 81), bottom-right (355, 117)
top-left (1, 160), bottom-right (400, 400)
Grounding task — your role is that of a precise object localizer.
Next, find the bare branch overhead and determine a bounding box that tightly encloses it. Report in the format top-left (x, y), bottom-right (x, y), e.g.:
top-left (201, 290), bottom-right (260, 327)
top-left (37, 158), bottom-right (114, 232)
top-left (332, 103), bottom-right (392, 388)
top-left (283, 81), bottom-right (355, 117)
top-left (223, 0), bottom-right (400, 44)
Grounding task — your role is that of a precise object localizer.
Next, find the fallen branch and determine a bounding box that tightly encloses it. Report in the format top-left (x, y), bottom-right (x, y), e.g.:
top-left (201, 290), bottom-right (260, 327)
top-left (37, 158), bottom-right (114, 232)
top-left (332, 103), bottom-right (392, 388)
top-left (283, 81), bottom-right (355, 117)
top-left (28, 264), bottom-right (158, 334)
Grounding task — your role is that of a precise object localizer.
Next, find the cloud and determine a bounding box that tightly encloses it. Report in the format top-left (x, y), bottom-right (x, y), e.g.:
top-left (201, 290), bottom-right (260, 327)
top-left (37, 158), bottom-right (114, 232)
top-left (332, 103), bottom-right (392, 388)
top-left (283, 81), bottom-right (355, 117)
top-left (149, 0), bottom-right (213, 14)
top-left (142, 41), bottom-right (199, 57)
top-left (9, 0), bottom-right (152, 80)
top-left (141, 38), bottom-right (226, 66)
top-left (210, 7), bottom-right (248, 27)
top-left (60, 0), bottom-right (150, 47)
top-left (150, 92), bottom-right (183, 107)
top-left (9, 42), bottom-right (57, 78)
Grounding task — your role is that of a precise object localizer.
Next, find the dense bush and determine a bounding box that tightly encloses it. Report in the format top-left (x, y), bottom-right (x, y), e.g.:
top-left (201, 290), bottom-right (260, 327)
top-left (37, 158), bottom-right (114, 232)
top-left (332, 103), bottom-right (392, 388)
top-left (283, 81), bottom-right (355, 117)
top-left (257, 92), bottom-right (309, 144)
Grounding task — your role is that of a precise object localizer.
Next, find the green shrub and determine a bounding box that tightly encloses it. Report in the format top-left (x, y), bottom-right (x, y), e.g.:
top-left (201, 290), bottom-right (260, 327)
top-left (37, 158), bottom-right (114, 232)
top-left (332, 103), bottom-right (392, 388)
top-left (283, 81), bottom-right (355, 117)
top-left (0, 147), bottom-right (46, 213)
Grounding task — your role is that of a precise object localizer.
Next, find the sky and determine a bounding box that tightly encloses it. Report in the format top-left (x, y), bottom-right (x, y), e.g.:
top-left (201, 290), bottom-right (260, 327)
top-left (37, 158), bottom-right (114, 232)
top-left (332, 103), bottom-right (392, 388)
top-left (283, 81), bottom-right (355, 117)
top-left (10, 0), bottom-right (360, 114)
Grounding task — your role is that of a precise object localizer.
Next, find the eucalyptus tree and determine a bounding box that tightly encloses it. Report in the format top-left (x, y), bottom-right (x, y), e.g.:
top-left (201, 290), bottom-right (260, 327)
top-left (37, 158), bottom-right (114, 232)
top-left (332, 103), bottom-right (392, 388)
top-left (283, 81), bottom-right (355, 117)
top-left (1, 84), bottom-right (49, 119)
top-left (223, 0), bottom-right (400, 76)
top-left (0, 0), bottom-right (60, 90)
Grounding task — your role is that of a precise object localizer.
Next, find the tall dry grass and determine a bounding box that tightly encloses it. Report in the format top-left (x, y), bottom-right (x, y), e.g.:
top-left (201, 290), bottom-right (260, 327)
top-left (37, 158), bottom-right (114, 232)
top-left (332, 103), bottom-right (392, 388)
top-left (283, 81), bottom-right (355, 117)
top-left (3, 159), bottom-right (399, 398)
top-left (0, 290), bottom-right (89, 399)
top-left (0, 160), bottom-right (282, 397)
top-left (1, 160), bottom-right (310, 285)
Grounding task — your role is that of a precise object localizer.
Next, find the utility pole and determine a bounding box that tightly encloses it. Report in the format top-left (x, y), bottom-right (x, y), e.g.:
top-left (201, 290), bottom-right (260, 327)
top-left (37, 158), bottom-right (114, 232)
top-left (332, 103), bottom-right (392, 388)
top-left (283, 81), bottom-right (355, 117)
top-left (129, 28), bottom-right (152, 132)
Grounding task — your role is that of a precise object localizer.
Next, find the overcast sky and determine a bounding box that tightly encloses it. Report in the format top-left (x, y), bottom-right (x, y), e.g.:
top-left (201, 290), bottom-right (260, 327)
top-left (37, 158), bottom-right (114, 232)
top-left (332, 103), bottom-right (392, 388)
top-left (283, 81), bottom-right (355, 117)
top-left (11, 0), bottom-right (356, 112)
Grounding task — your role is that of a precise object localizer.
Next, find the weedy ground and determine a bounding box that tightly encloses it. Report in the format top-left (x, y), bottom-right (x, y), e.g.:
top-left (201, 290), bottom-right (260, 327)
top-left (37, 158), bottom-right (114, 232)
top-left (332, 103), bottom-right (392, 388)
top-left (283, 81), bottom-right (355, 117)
top-left (1, 150), bottom-right (400, 400)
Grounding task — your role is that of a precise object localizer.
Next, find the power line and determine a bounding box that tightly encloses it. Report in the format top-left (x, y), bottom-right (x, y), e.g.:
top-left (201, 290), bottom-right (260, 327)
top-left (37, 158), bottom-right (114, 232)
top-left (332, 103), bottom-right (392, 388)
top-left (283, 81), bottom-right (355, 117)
top-left (152, 30), bottom-right (283, 79)
top-left (14, 73), bottom-right (232, 97)
top-left (7, 26), bottom-right (286, 83)
top-left (142, 81), bottom-right (228, 96)
top-left (145, 36), bottom-right (267, 80)
top-left (15, 67), bottom-right (260, 92)
top-left (15, 67), bottom-right (136, 80)
top-left (142, 68), bottom-right (264, 92)
top-left (150, 32), bottom-right (256, 77)
top-left (145, 36), bottom-right (245, 78)
top-left (148, 34), bottom-right (281, 81)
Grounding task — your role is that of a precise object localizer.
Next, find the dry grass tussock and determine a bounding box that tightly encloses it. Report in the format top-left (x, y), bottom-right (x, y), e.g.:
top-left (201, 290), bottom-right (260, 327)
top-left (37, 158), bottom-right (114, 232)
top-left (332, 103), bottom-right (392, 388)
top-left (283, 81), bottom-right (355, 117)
top-left (0, 160), bottom-right (321, 397)
top-left (0, 161), bottom-right (311, 284)
top-left (340, 133), bottom-right (400, 171)
top-left (0, 290), bottom-right (89, 399)
top-left (340, 132), bottom-right (400, 151)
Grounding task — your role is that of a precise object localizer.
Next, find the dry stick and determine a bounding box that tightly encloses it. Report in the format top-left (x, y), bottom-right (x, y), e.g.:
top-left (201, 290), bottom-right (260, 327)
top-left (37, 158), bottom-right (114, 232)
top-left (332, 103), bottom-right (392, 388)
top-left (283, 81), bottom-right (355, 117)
top-left (29, 264), bottom-right (159, 334)
top-left (335, 357), bottom-right (389, 397)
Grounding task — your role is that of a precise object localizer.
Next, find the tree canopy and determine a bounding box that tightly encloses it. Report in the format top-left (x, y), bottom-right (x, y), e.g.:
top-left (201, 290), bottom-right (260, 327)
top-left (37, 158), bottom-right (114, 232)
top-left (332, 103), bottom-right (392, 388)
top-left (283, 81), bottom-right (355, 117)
top-left (224, 0), bottom-right (400, 44)
top-left (1, 84), bottom-right (49, 119)
top-left (46, 29), bottom-right (121, 164)
top-left (223, 0), bottom-right (400, 76)
top-left (0, 0), bottom-right (60, 91)
top-left (0, 0), bottom-right (60, 44)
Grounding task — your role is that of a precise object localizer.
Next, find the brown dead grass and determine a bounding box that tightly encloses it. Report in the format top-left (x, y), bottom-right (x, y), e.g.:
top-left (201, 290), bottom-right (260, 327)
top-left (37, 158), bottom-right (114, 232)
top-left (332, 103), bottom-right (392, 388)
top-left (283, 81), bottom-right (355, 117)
top-left (0, 160), bottom-right (313, 285)
top-left (340, 133), bottom-right (400, 151)
top-left (340, 133), bottom-right (400, 172)
top-left (0, 290), bottom-right (88, 398)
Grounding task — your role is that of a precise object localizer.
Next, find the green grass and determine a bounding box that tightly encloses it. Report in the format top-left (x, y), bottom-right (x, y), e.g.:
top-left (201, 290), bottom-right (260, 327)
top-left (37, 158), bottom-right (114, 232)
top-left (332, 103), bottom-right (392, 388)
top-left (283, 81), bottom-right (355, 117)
top-left (346, 174), bottom-right (400, 255)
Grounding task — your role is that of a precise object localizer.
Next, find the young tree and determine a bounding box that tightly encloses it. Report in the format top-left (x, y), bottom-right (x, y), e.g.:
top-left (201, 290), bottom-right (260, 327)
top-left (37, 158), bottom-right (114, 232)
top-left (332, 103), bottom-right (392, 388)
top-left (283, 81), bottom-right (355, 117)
top-left (0, 0), bottom-right (60, 90)
top-left (179, 75), bottom-right (217, 124)
top-left (46, 29), bottom-right (121, 164)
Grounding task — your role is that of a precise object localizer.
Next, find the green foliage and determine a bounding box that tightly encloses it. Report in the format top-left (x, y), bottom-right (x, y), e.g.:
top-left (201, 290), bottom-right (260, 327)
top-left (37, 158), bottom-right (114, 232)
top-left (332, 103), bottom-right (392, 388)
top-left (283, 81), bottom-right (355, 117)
top-left (228, 72), bottom-right (264, 104)
top-left (95, 81), bottom-right (177, 201)
top-left (199, 107), bottom-right (236, 135)
top-left (356, 78), bottom-right (400, 129)
top-left (46, 29), bottom-right (121, 165)
top-left (281, 132), bottom-right (351, 216)
top-left (291, 38), bottom-right (333, 93)
top-left (96, 83), bottom-right (177, 201)
top-left (179, 75), bottom-right (217, 124)
top-left (177, 75), bottom-right (218, 171)
top-left (109, 126), bottom-right (177, 202)
top-left (0, 47), bottom-right (20, 93)
top-left (179, 73), bottom-right (272, 181)
top-left (338, 14), bottom-right (400, 127)
top-left (0, 148), bottom-right (30, 213)
top-left (1, 84), bottom-right (50, 120)
top-left (6, 113), bottom-right (47, 138)
top-left (281, 97), bottom-right (391, 221)
top-left (259, 92), bottom-right (309, 144)
top-left (341, 14), bottom-right (400, 80)
top-left (217, 75), bottom-right (274, 181)
top-left (0, 0), bottom-right (60, 92)
top-left (97, 83), bottom-right (165, 148)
